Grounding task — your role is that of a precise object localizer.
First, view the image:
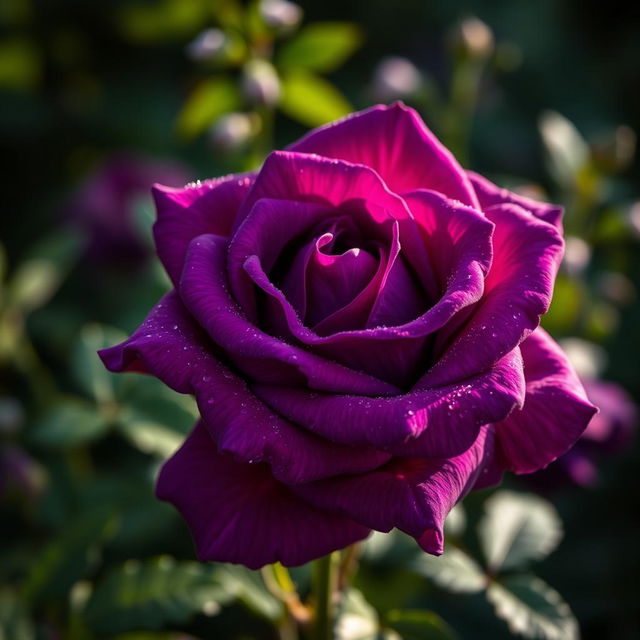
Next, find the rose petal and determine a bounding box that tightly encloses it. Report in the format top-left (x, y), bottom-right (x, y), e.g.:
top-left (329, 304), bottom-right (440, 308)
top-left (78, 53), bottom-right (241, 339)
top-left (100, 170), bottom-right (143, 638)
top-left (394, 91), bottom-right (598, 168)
top-left (99, 291), bottom-right (392, 483)
top-left (468, 171), bottom-right (563, 229)
top-left (231, 150), bottom-right (412, 234)
top-left (421, 202), bottom-right (564, 387)
top-left (156, 421), bottom-right (370, 569)
top-left (152, 174), bottom-right (254, 285)
top-left (294, 425), bottom-right (495, 555)
top-left (179, 233), bottom-right (402, 394)
top-left (290, 102), bottom-right (479, 207)
top-left (495, 327), bottom-right (597, 473)
top-left (254, 348), bottom-right (525, 455)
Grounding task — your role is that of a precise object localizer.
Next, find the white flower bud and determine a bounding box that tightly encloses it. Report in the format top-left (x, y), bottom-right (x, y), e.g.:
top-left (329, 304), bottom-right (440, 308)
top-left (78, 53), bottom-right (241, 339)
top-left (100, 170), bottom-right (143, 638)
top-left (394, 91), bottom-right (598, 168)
top-left (242, 59), bottom-right (280, 107)
top-left (259, 0), bottom-right (303, 30)
top-left (563, 235), bottom-right (591, 276)
top-left (450, 17), bottom-right (494, 59)
top-left (372, 56), bottom-right (422, 101)
top-left (210, 113), bottom-right (257, 151)
top-left (186, 28), bottom-right (226, 62)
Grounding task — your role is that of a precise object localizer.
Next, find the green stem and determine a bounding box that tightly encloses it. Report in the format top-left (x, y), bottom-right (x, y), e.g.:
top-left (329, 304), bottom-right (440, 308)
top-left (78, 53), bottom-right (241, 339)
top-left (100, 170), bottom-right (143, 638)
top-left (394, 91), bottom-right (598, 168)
top-left (312, 552), bottom-right (339, 640)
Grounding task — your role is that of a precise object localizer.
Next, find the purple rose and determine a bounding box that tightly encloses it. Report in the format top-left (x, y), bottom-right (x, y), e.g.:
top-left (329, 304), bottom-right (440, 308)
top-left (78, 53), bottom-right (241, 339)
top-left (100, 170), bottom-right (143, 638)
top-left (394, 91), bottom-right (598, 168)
top-left (100, 104), bottom-right (596, 569)
top-left (66, 154), bottom-right (188, 267)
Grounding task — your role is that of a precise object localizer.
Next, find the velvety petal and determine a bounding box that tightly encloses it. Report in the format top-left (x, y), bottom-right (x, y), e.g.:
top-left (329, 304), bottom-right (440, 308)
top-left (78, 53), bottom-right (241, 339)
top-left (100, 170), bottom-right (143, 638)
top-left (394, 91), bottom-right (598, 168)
top-left (305, 235), bottom-right (380, 326)
top-left (179, 234), bottom-right (401, 395)
top-left (99, 291), bottom-right (392, 483)
top-left (152, 173), bottom-right (254, 285)
top-left (468, 171), bottom-right (563, 229)
top-left (495, 328), bottom-right (597, 473)
top-left (294, 425), bottom-right (495, 555)
top-left (290, 102), bottom-right (479, 207)
top-left (231, 150), bottom-right (412, 235)
top-left (157, 422), bottom-right (370, 569)
top-left (421, 202), bottom-right (564, 388)
top-left (254, 348), bottom-right (525, 455)
top-left (227, 198), bottom-right (335, 320)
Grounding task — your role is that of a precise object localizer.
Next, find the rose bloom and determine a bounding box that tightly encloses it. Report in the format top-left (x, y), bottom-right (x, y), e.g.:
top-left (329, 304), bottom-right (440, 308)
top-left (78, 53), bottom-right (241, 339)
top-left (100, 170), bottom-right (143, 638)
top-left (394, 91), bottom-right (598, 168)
top-left (100, 104), bottom-right (596, 569)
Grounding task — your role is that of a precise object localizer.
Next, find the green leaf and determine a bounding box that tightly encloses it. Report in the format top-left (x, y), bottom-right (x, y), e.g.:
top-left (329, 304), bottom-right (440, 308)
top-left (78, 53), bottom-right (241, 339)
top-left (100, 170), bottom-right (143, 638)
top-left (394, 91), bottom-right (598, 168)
top-left (413, 546), bottom-right (486, 594)
top-left (85, 557), bottom-right (235, 634)
top-left (386, 609), bottom-right (458, 640)
top-left (7, 259), bottom-right (61, 313)
top-left (215, 565), bottom-right (282, 621)
top-left (176, 77), bottom-right (240, 139)
top-left (119, 0), bottom-right (209, 43)
top-left (71, 324), bottom-right (127, 405)
top-left (277, 22), bottom-right (363, 72)
top-left (336, 588), bottom-right (379, 640)
top-left (22, 508), bottom-right (118, 604)
top-left (0, 588), bottom-right (34, 640)
top-left (487, 575), bottom-right (578, 640)
top-left (28, 400), bottom-right (110, 448)
top-left (280, 70), bottom-right (352, 128)
top-left (479, 491), bottom-right (563, 574)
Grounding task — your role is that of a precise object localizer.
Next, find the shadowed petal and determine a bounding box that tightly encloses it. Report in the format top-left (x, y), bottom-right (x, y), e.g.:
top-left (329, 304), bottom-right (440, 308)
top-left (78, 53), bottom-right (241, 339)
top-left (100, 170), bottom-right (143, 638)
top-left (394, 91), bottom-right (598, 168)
top-left (254, 348), bottom-right (525, 455)
top-left (495, 328), bottom-right (597, 473)
top-left (157, 422), bottom-right (370, 569)
top-left (290, 102), bottom-right (479, 207)
top-left (294, 425), bottom-right (495, 555)
top-left (152, 174), bottom-right (254, 285)
top-left (99, 291), bottom-right (391, 483)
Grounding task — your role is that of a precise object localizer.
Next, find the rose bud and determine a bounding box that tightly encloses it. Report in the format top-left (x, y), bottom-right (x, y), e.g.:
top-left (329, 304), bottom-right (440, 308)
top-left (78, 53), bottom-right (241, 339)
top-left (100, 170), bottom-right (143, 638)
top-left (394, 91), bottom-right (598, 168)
top-left (242, 59), bottom-right (281, 107)
top-left (372, 57), bottom-right (422, 102)
top-left (209, 112), bottom-right (259, 151)
top-left (259, 0), bottom-right (303, 31)
top-left (186, 28), bottom-right (227, 62)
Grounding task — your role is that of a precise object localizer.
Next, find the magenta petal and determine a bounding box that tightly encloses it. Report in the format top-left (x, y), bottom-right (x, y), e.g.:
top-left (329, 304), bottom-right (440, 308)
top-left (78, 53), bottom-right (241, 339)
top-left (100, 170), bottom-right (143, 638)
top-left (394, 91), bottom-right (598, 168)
top-left (99, 292), bottom-right (391, 483)
top-left (294, 425), bottom-right (495, 555)
top-left (290, 103), bottom-right (479, 207)
top-left (231, 150), bottom-right (412, 234)
top-left (468, 171), bottom-right (563, 229)
top-left (157, 422), bottom-right (370, 569)
top-left (254, 348), bottom-right (525, 455)
top-left (152, 174), bottom-right (254, 285)
top-left (495, 328), bottom-right (597, 473)
top-left (227, 198), bottom-right (335, 320)
top-left (421, 202), bottom-right (564, 388)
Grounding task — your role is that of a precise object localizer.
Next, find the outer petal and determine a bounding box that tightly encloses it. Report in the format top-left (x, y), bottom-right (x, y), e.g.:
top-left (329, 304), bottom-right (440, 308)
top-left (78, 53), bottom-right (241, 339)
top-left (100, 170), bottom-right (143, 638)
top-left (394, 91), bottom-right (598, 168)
top-left (294, 425), bottom-right (495, 555)
top-left (152, 173), bottom-right (254, 285)
top-left (157, 421), bottom-right (370, 569)
top-left (495, 328), bottom-right (597, 473)
top-left (290, 102), bottom-right (479, 207)
top-left (468, 171), bottom-right (563, 229)
top-left (98, 291), bottom-right (391, 483)
top-left (254, 348), bottom-right (525, 455)
top-left (421, 202), bottom-right (564, 388)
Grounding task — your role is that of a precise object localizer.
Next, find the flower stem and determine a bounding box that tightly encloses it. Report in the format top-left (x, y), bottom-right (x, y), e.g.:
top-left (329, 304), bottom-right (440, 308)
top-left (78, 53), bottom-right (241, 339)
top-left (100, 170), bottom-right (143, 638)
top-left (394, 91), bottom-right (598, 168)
top-left (312, 552), bottom-right (339, 640)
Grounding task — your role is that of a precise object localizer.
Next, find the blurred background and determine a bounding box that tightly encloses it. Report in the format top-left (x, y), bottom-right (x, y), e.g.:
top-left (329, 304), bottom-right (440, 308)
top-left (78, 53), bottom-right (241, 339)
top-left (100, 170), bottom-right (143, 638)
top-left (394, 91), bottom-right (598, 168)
top-left (1, 1), bottom-right (639, 638)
